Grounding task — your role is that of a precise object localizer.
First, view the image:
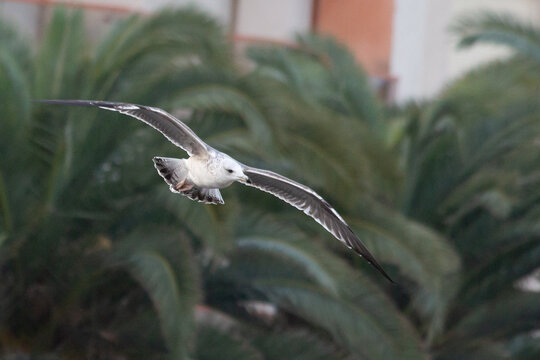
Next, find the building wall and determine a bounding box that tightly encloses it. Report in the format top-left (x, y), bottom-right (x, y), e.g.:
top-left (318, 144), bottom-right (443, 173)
top-left (3, 0), bottom-right (540, 102)
top-left (315, 0), bottom-right (394, 76)
top-left (391, 0), bottom-right (540, 102)
top-left (448, 0), bottom-right (540, 79)
top-left (235, 0), bottom-right (312, 41)
top-left (142, 0), bottom-right (231, 24)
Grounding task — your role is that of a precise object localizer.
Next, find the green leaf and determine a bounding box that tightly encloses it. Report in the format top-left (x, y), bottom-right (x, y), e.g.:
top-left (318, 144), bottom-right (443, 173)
top-left (256, 281), bottom-right (424, 359)
top-left (443, 292), bottom-right (540, 346)
top-left (171, 84), bottom-right (273, 148)
top-left (0, 232), bottom-right (6, 250)
top-left (296, 35), bottom-right (382, 131)
top-left (350, 200), bottom-right (461, 341)
top-left (123, 251), bottom-right (192, 359)
top-left (34, 8), bottom-right (86, 98)
top-left (252, 330), bottom-right (348, 360)
top-left (113, 230), bottom-right (200, 359)
top-left (0, 170), bottom-right (12, 233)
top-left (453, 12), bottom-right (540, 63)
top-left (195, 325), bottom-right (263, 360)
top-left (236, 236), bottom-right (338, 295)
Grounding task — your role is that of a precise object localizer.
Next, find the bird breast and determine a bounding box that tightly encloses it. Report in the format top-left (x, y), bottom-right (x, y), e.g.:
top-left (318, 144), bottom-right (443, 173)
top-left (186, 156), bottom-right (232, 189)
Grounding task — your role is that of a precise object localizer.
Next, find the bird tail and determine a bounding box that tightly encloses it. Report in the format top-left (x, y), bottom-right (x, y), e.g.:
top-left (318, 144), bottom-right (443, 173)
top-left (152, 157), bottom-right (224, 205)
top-left (153, 157), bottom-right (188, 190)
top-left (182, 187), bottom-right (224, 205)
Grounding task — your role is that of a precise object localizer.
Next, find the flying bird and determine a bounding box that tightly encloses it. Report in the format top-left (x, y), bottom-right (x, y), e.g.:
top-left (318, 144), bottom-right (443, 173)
top-left (37, 100), bottom-right (393, 282)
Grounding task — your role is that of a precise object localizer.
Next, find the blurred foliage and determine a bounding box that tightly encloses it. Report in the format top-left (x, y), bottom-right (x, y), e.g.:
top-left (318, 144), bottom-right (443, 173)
top-left (0, 6), bottom-right (539, 360)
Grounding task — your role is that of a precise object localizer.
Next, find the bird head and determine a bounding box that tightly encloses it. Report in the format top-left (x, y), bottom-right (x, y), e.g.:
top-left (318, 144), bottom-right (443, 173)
top-left (222, 158), bottom-right (250, 184)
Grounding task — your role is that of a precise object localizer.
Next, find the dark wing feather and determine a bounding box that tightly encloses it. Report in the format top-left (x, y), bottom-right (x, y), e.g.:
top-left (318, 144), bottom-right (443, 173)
top-left (242, 167), bottom-right (394, 283)
top-left (35, 100), bottom-right (208, 156)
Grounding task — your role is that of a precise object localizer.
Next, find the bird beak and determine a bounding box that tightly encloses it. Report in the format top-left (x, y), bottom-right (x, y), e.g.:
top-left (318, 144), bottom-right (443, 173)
top-left (240, 174), bottom-right (251, 184)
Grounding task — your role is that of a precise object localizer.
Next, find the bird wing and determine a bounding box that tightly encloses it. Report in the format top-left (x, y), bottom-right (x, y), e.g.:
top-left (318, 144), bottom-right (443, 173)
top-left (242, 166), bottom-right (393, 282)
top-left (36, 100), bottom-right (208, 157)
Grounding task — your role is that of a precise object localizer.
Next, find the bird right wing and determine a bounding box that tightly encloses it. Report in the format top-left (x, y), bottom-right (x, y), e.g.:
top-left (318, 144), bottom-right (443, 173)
top-left (36, 100), bottom-right (209, 157)
top-left (241, 166), bottom-right (393, 282)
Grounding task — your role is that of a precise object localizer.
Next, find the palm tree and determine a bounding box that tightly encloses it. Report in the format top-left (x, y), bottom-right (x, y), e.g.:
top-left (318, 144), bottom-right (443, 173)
top-left (3, 6), bottom-right (539, 360)
top-left (242, 12), bottom-right (540, 359)
top-left (1, 7), bottom-right (430, 360)
top-left (393, 12), bottom-right (540, 359)
top-left (0, 7), bottom-right (244, 359)
top-left (453, 11), bottom-right (540, 64)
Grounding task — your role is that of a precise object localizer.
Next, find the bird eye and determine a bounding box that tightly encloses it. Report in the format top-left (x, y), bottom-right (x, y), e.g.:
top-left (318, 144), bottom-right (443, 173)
top-left (227, 169), bottom-right (233, 173)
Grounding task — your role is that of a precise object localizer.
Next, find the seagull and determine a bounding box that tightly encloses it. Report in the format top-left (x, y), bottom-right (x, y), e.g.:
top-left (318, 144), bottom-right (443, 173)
top-left (37, 100), bottom-right (393, 282)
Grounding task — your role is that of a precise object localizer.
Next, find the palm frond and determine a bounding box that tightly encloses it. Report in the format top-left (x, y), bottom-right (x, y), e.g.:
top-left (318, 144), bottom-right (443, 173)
top-left (251, 329), bottom-right (349, 360)
top-left (34, 8), bottom-right (87, 98)
top-left (256, 281), bottom-right (423, 360)
top-left (112, 229), bottom-right (200, 358)
top-left (453, 11), bottom-right (540, 62)
top-left (442, 292), bottom-right (540, 347)
top-left (296, 35), bottom-right (382, 130)
top-left (170, 83), bottom-right (273, 148)
top-left (89, 8), bottom-right (231, 98)
top-left (195, 325), bottom-right (263, 360)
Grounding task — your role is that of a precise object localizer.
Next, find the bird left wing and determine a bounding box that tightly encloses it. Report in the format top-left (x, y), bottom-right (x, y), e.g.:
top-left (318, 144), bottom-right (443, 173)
top-left (241, 166), bottom-right (393, 283)
top-left (36, 100), bottom-right (209, 157)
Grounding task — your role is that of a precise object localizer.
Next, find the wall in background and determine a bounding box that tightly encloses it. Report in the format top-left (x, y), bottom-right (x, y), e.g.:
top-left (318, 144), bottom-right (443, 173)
top-left (235, 0), bottom-right (312, 41)
top-left (146, 0), bottom-right (231, 24)
top-left (390, 0), bottom-right (540, 102)
top-left (2, 0), bottom-right (540, 103)
top-left (314, 0), bottom-right (394, 77)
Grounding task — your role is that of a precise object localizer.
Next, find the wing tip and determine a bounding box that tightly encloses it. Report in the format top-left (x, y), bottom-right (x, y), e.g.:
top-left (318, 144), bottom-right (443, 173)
top-left (361, 254), bottom-right (395, 284)
top-left (373, 263), bottom-right (396, 284)
top-left (367, 259), bottom-right (396, 284)
top-left (349, 242), bottom-right (395, 284)
top-left (34, 99), bottom-right (99, 107)
top-left (33, 99), bottom-right (136, 110)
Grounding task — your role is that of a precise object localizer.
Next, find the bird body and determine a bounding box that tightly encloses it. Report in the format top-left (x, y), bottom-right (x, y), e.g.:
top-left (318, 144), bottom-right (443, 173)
top-left (151, 150), bottom-right (246, 204)
top-left (185, 151), bottom-right (246, 189)
top-left (37, 99), bottom-right (394, 283)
